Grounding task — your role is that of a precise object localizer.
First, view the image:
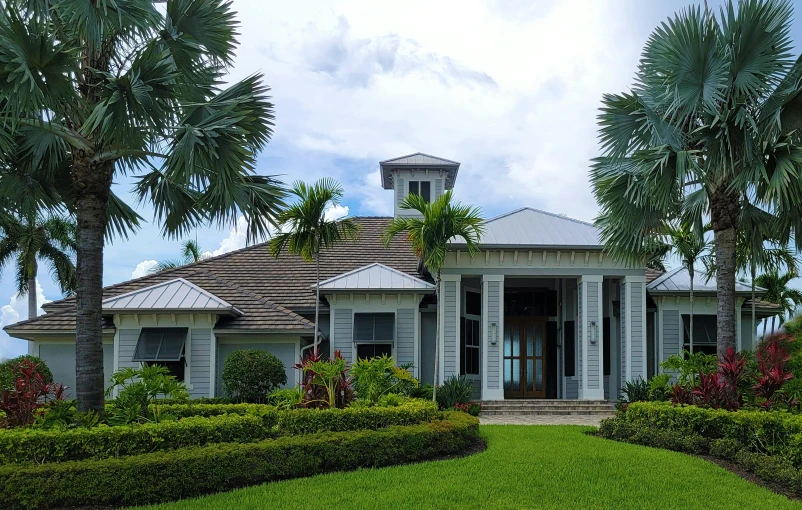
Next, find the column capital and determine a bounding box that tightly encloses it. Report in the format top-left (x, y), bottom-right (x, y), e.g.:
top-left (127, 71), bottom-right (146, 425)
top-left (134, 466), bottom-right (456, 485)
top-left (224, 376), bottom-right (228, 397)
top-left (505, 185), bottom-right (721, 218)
top-left (624, 275), bottom-right (647, 283)
top-left (482, 274), bottom-right (504, 282)
top-left (440, 273), bottom-right (462, 282)
top-left (579, 274), bottom-right (603, 283)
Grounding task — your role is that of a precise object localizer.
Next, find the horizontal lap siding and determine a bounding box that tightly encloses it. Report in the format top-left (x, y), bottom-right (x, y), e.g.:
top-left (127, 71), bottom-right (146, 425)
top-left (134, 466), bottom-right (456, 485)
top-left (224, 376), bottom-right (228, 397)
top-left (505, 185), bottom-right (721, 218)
top-left (578, 284), bottom-right (583, 382)
top-left (630, 283), bottom-right (644, 379)
top-left (396, 309), bottom-right (415, 366)
top-left (189, 329), bottom-right (211, 398)
top-left (118, 329), bottom-right (140, 372)
top-left (334, 309), bottom-right (353, 362)
top-left (586, 282), bottom-right (599, 390)
top-left (487, 281), bottom-right (500, 390)
top-left (620, 282), bottom-right (627, 378)
top-left (663, 310), bottom-right (680, 363)
top-left (443, 281), bottom-right (457, 378)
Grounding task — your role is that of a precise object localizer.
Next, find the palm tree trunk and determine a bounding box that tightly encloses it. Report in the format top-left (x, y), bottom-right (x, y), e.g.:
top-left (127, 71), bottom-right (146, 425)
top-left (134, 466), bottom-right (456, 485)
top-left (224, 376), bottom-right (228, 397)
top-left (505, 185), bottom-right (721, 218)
top-left (74, 161), bottom-right (112, 414)
top-left (314, 252), bottom-right (320, 354)
top-left (711, 190), bottom-right (739, 360)
top-left (689, 266), bottom-right (694, 354)
top-left (27, 259), bottom-right (37, 320)
top-left (433, 271), bottom-right (440, 404)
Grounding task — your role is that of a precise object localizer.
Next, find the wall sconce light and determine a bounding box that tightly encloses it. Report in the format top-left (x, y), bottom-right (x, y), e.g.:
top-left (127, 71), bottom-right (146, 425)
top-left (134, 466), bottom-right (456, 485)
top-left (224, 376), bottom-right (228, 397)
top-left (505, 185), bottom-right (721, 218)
top-left (490, 322), bottom-right (498, 345)
top-left (589, 321), bottom-right (598, 345)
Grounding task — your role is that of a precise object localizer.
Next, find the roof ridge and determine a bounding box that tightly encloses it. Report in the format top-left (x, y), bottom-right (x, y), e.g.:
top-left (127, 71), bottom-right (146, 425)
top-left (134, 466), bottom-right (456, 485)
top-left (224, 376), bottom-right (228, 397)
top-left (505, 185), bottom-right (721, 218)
top-left (484, 207), bottom-right (597, 228)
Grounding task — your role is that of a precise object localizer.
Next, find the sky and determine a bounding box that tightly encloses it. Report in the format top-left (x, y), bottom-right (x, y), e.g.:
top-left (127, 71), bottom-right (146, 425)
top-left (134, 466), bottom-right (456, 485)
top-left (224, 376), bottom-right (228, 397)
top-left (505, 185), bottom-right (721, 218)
top-left (3, 0), bottom-right (802, 358)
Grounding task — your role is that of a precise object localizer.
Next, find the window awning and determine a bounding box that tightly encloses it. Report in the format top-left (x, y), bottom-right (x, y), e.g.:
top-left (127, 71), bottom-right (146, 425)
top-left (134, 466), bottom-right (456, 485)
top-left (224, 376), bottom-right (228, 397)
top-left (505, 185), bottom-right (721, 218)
top-left (132, 328), bottom-right (187, 362)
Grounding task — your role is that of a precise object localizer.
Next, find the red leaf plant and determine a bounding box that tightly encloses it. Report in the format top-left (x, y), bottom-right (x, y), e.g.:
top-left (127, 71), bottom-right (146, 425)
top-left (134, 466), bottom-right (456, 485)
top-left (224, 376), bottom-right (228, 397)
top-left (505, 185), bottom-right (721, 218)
top-left (753, 333), bottom-right (794, 409)
top-left (718, 347), bottom-right (746, 410)
top-left (0, 360), bottom-right (65, 428)
top-left (294, 349), bottom-right (354, 409)
top-left (692, 372), bottom-right (729, 409)
top-left (670, 384), bottom-right (693, 405)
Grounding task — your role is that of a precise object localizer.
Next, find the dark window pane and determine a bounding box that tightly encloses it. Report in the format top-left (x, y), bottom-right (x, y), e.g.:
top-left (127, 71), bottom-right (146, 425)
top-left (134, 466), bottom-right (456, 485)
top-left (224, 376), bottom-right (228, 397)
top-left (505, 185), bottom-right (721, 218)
top-left (460, 317), bottom-right (466, 374)
top-left (354, 315), bottom-right (375, 341)
top-left (409, 181), bottom-right (419, 197)
top-left (133, 328), bottom-right (187, 362)
top-left (564, 321), bottom-right (576, 377)
top-left (421, 181), bottom-right (431, 202)
top-left (146, 360), bottom-right (185, 382)
top-left (466, 291), bottom-right (481, 316)
top-left (354, 313), bottom-right (395, 341)
top-left (681, 315), bottom-right (717, 348)
top-left (356, 343), bottom-right (392, 359)
top-left (374, 314), bottom-right (395, 340)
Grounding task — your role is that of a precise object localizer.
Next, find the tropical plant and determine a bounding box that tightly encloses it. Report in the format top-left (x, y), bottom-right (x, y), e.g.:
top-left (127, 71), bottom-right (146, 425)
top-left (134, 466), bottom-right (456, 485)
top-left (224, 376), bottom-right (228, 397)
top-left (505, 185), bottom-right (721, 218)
top-left (0, 355), bottom-right (53, 391)
top-left (351, 355), bottom-right (418, 404)
top-left (0, 359), bottom-right (65, 428)
top-left (436, 375), bottom-right (474, 410)
top-left (221, 349), bottom-right (287, 403)
top-left (269, 179), bottom-right (360, 352)
top-left (105, 365), bottom-right (188, 424)
top-left (755, 269), bottom-right (802, 336)
top-left (753, 333), bottom-right (795, 408)
top-left (150, 239), bottom-right (208, 273)
top-left (660, 350), bottom-right (718, 387)
top-left (621, 378), bottom-right (650, 403)
top-left (591, 0), bottom-right (802, 359)
top-left (0, 0), bottom-right (287, 413)
top-left (647, 373), bottom-right (672, 402)
top-left (296, 350), bottom-right (353, 409)
top-left (0, 212), bottom-right (76, 319)
top-left (266, 387), bottom-right (303, 410)
top-left (383, 190), bottom-right (484, 402)
top-left (664, 222), bottom-right (708, 352)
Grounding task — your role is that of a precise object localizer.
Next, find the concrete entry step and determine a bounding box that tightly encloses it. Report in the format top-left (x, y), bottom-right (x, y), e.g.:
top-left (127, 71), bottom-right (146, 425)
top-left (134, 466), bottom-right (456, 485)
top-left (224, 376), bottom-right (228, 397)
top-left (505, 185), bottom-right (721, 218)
top-left (479, 399), bottom-right (616, 417)
top-left (481, 409), bottom-right (616, 416)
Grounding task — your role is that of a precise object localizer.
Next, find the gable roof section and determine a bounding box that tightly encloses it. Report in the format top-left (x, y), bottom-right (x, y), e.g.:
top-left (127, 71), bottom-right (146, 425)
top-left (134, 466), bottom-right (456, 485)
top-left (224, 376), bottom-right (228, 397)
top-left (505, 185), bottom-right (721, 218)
top-left (317, 263), bottom-right (435, 292)
top-left (460, 207), bottom-right (603, 248)
top-left (102, 278), bottom-right (243, 316)
top-left (7, 218), bottom-right (421, 333)
top-left (647, 267), bottom-right (759, 294)
top-left (380, 152), bottom-right (460, 190)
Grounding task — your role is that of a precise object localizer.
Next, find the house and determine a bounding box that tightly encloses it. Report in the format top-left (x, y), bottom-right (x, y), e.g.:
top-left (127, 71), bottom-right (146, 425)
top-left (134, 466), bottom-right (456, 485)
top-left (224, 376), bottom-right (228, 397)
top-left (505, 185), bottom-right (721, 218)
top-left (4, 153), bottom-right (781, 401)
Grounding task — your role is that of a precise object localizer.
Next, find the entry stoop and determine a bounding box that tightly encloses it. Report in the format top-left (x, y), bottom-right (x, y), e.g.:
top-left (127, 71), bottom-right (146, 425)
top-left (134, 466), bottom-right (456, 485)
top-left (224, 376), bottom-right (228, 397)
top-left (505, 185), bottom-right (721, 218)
top-left (480, 399), bottom-right (616, 417)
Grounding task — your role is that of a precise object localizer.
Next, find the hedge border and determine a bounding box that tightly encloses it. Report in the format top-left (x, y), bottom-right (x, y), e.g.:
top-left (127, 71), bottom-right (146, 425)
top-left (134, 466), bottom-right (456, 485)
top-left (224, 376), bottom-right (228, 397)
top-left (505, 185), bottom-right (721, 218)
top-left (0, 412), bottom-right (481, 510)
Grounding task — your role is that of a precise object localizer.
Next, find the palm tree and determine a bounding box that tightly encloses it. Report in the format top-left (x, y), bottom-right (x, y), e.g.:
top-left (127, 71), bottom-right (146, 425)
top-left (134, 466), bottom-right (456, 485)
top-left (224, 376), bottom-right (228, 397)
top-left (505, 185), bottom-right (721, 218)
top-left (383, 190), bottom-right (484, 402)
top-left (755, 269), bottom-right (802, 337)
top-left (269, 179), bottom-right (361, 352)
top-left (0, 213), bottom-right (76, 320)
top-left (0, 1), bottom-right (286, 413)
top-left (664, 222), bottom-right (707, 353)
top-left (591, 0), bottom-right (802, 359)
top-left (150, 239), bottom-right (207, 273)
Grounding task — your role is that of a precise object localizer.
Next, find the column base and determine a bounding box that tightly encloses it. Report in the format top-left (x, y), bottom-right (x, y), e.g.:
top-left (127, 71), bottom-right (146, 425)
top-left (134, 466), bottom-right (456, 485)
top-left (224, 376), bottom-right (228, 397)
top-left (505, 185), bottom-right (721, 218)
top-left (579, 388), bottom-right (604, 400)
top-left (481, 388), bottom-right (504, 400)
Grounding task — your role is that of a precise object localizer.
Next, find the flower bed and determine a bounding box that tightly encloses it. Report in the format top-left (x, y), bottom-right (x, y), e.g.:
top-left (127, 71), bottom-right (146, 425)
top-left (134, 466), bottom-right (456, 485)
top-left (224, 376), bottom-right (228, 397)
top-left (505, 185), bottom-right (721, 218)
top-left (0, 412), bottom-right (480, 510)
top-left (599, 401), bottom-right (802, 495)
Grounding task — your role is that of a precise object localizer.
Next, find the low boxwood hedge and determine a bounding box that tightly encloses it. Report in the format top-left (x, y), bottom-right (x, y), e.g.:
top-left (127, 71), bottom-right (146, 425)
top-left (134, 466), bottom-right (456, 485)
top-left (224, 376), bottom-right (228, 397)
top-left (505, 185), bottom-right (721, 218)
top-left (599, 401), bottom-right (802, 496)
top-left (0, 412), bottom-right (480, 510)
top-left (276, 399), bottom-right (439, 435)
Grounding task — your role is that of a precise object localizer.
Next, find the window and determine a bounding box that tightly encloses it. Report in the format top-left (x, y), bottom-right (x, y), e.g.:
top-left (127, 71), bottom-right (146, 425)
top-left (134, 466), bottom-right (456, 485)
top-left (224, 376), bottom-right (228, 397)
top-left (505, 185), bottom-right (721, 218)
top-left (460, 318), bottom-right (480, 375)
top-left (132, 328), bottom-right (187, 381)
top-left (353, 313), bottom-right (394, 360)
top-left (564, 321), bottom-right (576, 377)
top-left (465, 290), bottom-right (481, 316)
top-left (409, 181), bottom-right (431, 203)
top-left (356, 343), bottom-right (393, 359)
top-left (682, 314), bottom-right (717, 355)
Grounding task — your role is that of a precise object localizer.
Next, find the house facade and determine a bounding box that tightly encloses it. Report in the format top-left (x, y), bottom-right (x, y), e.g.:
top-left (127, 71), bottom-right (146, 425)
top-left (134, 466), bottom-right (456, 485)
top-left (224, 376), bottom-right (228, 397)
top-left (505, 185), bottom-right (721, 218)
top-left (5, 153), bottom-right (780, 401)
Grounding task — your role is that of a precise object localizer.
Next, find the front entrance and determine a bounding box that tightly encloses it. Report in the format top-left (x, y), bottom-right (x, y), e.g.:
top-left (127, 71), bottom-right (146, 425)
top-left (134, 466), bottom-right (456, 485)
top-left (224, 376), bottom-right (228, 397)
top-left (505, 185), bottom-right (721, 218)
top-left (503, 317), bottom-right (548, 398)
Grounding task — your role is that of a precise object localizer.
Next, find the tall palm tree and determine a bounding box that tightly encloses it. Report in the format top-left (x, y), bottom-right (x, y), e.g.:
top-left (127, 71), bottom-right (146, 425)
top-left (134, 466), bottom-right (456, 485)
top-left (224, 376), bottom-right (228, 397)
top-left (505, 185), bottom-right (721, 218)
top-left (0, 1), bottom-right (286, 413)
top-left (0, 213), bottom-right (76, 319)
top-left (383, 190), bottom-right (484, 402)
top-left (755, 269), bottom-right (802, 336)
top-left (664, 222), bottom-right (708, 353)
top-left (150, 239), bottom-right (207, 273)
top-left (591, 0), bottom-right (802, 359)
top-left (269, 179), bottom-right (361, 352)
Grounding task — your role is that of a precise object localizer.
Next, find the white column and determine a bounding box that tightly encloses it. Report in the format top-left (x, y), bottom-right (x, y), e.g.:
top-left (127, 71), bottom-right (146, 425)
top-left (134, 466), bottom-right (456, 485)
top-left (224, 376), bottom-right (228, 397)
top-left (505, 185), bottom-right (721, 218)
top-left (481, 274), bottom-right (504, 400)
top-left (439, 274), bottom-right (461, 384)
top-left (622, 275), bottom-right (647, 382)
top-left (579, 275), bottom-right (604, 400)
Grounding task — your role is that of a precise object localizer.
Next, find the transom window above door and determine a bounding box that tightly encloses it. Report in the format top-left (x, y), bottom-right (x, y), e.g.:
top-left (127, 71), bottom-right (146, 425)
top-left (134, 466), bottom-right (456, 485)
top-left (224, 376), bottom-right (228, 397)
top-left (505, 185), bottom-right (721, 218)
top-left (408, 181), bottom-right (431, 203)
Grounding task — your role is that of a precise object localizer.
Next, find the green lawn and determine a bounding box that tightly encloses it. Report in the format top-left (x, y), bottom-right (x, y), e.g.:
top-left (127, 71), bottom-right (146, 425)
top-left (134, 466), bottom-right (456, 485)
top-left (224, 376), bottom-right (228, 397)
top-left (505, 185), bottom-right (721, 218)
top-left (141, 425), bottom-right (800, 509)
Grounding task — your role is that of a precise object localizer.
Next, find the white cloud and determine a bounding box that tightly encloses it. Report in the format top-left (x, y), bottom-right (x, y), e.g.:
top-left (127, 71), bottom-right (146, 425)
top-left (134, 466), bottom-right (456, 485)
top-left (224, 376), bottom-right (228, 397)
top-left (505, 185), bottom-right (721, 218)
top-left (131, 260), bottom-right (158, 279)
top-left (0, 280), bottom-right (51, 359)
top-left (210, 216), bottom-right (250, 257)
top-left (324, 204), bottom-right (349, 221)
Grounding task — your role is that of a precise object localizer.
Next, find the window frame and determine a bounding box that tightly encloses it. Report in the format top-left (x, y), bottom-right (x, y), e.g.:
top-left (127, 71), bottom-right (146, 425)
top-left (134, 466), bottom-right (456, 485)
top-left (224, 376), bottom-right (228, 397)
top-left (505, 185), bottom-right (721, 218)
top-left (132, 327), bottom-right (189, 382)
top-left (681, 314), bottom-right (718, 355)
top-left (355, 342), bottom-right (394, 360)
top-left (408, 180), bottom-right (431, 203)
top-left (353, 312), bottom-right (396, 343)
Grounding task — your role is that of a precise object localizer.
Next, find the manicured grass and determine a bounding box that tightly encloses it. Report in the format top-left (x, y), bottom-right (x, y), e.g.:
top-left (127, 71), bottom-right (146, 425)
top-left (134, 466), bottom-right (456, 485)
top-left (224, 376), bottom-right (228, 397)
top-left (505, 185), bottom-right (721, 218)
top-left (141, 425), bottom-right (801, 509)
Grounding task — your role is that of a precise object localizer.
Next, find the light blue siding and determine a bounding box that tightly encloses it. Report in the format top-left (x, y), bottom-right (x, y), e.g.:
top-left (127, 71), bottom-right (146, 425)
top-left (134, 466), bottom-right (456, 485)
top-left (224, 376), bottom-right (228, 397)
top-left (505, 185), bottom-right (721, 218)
top-left (442, 281), bottom-right (458, 378)
top-left (118, 329), bottom-right (140, 372)
top-left (620, 282), bottom-right (627, 378)
top-left (396, 309), bottom-right (415, 366)
top-left (630, 283), bottom-right (644, 378)
top-left (333, 308), bottom-right (353, 361)
top-left (663, 310), bottom-right (680, 362)
top-left (586, 281), bottom-right (600, 390)
top-left (38, 343), bottom-right (113, 398)
top-left (486, 281), bottom-right (501, 390)
top-left (189, 329), bottom-right (211, 398)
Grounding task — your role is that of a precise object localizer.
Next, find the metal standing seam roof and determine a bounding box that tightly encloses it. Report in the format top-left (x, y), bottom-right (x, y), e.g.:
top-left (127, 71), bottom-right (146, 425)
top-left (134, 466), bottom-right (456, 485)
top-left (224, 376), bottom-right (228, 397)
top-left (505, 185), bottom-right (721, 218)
top-left (316, 263), bottom-right (435, 292)
top-left (102, 278), bottom-right (243, 316)
top-left (646, 267), bottom-right (760, 294)
top-left (457, 207), bottom-right (603, 248)
top-left (379, 152), bottom-right (460, 190)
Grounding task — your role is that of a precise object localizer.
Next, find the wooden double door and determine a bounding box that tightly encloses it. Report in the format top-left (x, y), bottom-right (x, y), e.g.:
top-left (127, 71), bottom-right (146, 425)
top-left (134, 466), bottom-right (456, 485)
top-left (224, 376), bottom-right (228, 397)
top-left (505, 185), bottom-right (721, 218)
top-left (503, 317), bottom-right (550, 398)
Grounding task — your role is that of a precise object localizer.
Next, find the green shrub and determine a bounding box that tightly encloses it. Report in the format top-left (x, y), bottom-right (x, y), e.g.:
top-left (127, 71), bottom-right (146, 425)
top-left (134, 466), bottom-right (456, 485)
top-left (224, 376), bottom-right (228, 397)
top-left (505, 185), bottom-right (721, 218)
top-left (621, 378), bottom-right (650, 403)
top-left (106, 365), bottom-right (188, 425)
top-left (351, 355), bottom-right (417, 404)
top-left (266, 387), bottom-right (303, 410)
top-left (276, 398), bottom-right (439, 435)
top-left (0, 412), bottom-right (278, 464)
top-left (0, 355), bottom-right (53, 390)
top-left (222, 349), bottom-right (287, 403)
top-left (436, 375), bottom-right (473, 409)
top-left (408, 384), bottom-right (434, 400)
top-left (0, 412), bottom-right (480, 509)
top-left (660, 350), bottom-right (717, 387)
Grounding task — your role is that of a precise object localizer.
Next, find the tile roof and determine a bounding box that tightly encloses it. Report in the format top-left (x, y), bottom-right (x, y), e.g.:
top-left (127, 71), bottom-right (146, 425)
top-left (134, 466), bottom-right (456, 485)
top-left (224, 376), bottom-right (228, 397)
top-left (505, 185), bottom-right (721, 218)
top-left (7, 217), bottom-right (422, 333)
top-left (317, 263), bottom-right (435, 291)
top-left (645, 268), bottom-right (664, 284)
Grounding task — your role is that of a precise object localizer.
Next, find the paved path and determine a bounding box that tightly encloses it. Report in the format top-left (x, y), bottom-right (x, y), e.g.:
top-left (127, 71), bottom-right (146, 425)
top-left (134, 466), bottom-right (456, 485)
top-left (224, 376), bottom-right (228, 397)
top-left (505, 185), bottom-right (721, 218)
top-left (479, 414), bottom-right (609, 426)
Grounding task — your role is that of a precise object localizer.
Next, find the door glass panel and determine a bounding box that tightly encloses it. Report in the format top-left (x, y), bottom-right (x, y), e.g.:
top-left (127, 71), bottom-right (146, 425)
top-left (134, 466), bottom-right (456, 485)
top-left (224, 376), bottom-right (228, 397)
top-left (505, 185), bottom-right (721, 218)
top-left (512, 326), bottom-right (520, 357)
top-left (536, 360), bottom-right (543, 390)
top-left (526, 324), bottom-right (534, 356)
top-left (526, 359), bottom-right (534, 391)
top-left (504, 325), bottom-right (512, 356)
top-left (535, 324), bottom-right (543, 357)
top-left (504, 359), bottom-right (512, 391)
top-left (511, 359), bottom-right (520, 391)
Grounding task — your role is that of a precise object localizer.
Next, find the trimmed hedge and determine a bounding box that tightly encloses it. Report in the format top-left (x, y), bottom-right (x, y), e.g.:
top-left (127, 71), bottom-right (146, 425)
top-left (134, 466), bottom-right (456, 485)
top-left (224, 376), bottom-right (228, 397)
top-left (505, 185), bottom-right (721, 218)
top-left (276, 399), bottom-right (439, 435)
top-left (0, 412), bottom-right (480, 510)
top-left (599, 402), bottom-right (802, 496)
top-left (152, 402), bottom-right (274, 419)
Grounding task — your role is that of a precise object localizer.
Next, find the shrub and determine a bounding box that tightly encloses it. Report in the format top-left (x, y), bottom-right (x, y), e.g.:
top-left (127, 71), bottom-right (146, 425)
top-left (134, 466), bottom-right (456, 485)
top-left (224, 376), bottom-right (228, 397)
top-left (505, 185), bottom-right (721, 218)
top-left (222, 349), bottom-right (287, 403)
top-left (408, 384), bottom-right (434, 400)
top-left (660, 350), bottom-right (717, 387)
top-left (0, 412), bottom-right (480, 509)
top-left (620, 378), bottom-right (649, 403)
top-left (647, 373), bottom-right (671, 401)
top-left (0, 360), bottom-right (65, 428)
top-left (452, 402), bottom-right (481, 416)
top-left (351, 355), bottom-right (418, 404)
top-left (106, 365), bottom-right (188, 425)
top-left (436, 375), bottom-right (473, 409)
top-left (0, 356), bottom-right (53, 390)
top-left (754, 333), bottom-right (795, 409)
top-left (266, 387), bottom-right (303, 410)
top-left (296, 350), bottom-right (353, 408)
